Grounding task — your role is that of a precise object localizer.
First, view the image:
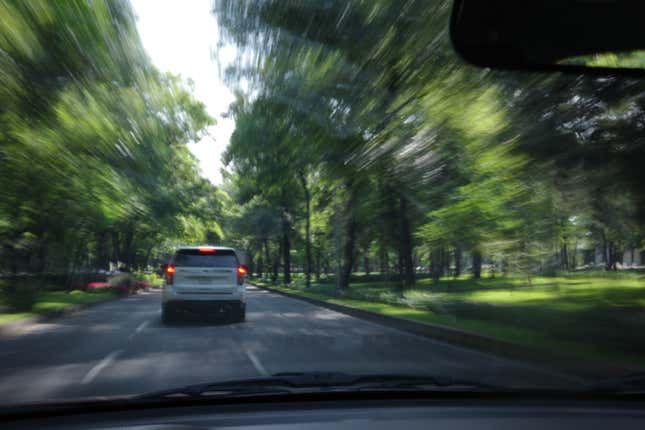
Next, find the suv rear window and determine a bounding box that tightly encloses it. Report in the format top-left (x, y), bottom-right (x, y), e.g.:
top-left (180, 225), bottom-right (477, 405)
top-left (172, 249), bottom-right (238, 268)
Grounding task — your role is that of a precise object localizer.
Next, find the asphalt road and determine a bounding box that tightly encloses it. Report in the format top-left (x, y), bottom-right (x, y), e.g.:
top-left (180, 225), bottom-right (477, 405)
top-left (0, 286), bottom-right (581, 404)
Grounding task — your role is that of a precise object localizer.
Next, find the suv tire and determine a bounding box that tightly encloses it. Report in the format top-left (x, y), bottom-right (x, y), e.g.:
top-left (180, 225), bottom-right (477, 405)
top-left (161, 305), bottom-right (177, 325)
top-left (232, 303), bottom-right (246, 323)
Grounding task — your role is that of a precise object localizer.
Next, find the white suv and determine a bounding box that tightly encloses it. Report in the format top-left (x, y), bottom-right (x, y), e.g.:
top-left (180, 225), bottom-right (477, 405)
top-left (161, 246), bottom-right (247, 324)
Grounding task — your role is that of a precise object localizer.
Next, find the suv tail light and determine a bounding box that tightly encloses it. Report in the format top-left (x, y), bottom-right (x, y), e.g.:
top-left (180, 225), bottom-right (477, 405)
top-left (237, 265), bottom-right (248, 285)
top-left (164, 264), bottom-right (175, 285)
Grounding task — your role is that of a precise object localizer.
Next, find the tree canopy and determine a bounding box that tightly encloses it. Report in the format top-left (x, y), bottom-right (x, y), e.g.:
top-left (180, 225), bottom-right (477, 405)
top-left (2, 0), bottom-right (643, 291)
top-left (214, 0), bottom-right (645, 291)
top-left (0, 0), bottom-right (222, 276)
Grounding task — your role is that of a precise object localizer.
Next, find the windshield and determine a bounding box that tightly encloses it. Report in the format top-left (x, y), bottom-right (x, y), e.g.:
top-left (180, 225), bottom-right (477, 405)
top-left (0, 0), bottom-right (644, 406)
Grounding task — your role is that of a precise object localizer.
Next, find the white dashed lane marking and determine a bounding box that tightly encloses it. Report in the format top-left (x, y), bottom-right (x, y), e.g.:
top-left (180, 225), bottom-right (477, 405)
top-left (245, 349), bottom-right (269, 376)
top-left (135, 321), bottom-right (149, 334)
top-left (81, 350), bottom-right (122, 384)
top-left (128, 320), bottom-right (150, 341)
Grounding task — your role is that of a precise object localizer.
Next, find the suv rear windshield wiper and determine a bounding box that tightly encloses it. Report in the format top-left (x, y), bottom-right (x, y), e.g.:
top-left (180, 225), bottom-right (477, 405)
top-left (136, 372), bottom-right (502, 401)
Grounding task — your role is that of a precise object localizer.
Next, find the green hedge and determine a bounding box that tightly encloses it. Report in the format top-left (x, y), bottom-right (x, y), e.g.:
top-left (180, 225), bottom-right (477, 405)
top-left (0, 272), bottom-right (109, 312)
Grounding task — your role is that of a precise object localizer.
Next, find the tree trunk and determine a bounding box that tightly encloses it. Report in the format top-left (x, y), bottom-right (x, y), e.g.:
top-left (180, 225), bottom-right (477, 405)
top-left (430, 247), bottom-right (442, 282)
top-left (337, 186), bottom-right (358, 294)
top-left (315, 245), bottom-right (321, 281)
top-left (397, 247), bottom-right (403, 282)
top-left (600, 229), bottom-right (611, 270)
top-left (299, 173), bottom-right (312, 288)
top-left (111, 230), bottom-right (120, 269)
top-left (560, 242), bottom-right (569, 271)
top-left (454, 247), bottom-right (462, 277)
top-left (144, 246), bottom-right (152, 270)
top-left (380, 246), bottom-right (388, 278)
top-left (247, 251), bottom-right (255, 275)
top-left (36, 231), bottom-right (49, 272)
top-left (606, 240), bottom-right (615, 271)
top-left (472, 250), bottom-right (482, 279)
top-left (263, 239), bottom-right (270, 277)
top-left (67, 235), bottom-right (88, 289)
top-left (7, 243), bottom-right (19, 274)
top-left (442, 245), bottom-right (450, 278)
top-left (272, 240), bottom-right (279, 284)
top-left (272, 260), bottom-right (279, 283)
top-left (608, 241), bottom-right (618, 271)
top-left (399, 195), bottom-right (415, 288)
top-left (256, 255), bottom-right (263, 277)
top-left (363, 254), bottom-right (370, 275)
top-left (338, 218), bottom-right (356, 293)
top-left (281, 217), bottom-right (291, 284)
top-left (123, 229), bottom-right (135, 271)
top-left (323, 257), bottom-right (329, 277)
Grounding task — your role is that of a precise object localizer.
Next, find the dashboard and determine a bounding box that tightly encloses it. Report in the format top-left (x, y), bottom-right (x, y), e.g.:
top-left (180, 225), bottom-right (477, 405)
top-left (4, 397), bottom-right (645, 430)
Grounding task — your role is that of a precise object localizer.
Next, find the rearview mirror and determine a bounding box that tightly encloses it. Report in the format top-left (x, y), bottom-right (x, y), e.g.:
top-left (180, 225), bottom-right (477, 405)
top-left (451, 0), bottom-right (645, 74)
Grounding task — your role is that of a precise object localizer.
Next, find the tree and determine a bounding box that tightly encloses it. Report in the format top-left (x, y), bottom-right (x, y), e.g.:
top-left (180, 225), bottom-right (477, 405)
top-left (0, 0), bottom-right (220, 277)
top-left (213, 0), bottom-right (645, 291)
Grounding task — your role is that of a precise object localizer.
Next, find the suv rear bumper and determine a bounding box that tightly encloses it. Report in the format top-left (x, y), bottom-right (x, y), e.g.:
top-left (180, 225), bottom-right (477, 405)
top-left (162, 284), bottom-right (246, 304)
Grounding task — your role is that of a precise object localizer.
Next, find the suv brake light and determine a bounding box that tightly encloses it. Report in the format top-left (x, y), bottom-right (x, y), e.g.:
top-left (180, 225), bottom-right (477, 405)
top-left (237, 265), bottom-right (247, 285)
top-left (164, 264), bottom-right (175, 285)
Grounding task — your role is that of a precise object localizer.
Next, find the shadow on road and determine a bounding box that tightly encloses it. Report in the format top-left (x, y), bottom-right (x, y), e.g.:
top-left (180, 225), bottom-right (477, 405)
top-left (154, 313), bottom-right (243, 328)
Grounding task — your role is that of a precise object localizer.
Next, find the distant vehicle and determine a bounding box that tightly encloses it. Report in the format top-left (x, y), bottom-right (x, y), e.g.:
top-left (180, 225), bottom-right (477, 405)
top-left (161, 246), bottom-right (247, 324)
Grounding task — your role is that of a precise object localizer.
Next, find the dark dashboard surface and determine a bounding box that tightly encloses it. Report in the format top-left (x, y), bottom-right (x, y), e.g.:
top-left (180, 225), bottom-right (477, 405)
top-left (4, 398), bottom-right (645, 430)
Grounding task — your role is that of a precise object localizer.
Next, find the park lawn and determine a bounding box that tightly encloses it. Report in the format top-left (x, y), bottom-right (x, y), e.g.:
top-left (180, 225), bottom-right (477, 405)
top-left (253, 272), bottom-right (645, 370)
top-left (0, 312), bottom-right (34, 324)
top-left (0, 290), bottom-right (117, 324)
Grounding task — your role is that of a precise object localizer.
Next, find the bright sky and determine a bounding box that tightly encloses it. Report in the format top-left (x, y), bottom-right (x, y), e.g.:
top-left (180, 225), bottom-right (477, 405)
top-left (131, 0), bottom-right (235, 185)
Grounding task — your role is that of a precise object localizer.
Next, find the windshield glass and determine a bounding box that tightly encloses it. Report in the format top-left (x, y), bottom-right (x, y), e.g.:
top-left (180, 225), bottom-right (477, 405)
top-left (0, 0), bottom-right (644, 406)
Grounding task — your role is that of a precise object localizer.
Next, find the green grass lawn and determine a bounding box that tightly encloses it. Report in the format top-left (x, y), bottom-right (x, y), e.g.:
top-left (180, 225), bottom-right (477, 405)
top-left (0, 290), bottom-right (117, 324)
top-left (0, 312), bottom-right (34, 324)
top-left (252, 271), bottom-right (645, 371)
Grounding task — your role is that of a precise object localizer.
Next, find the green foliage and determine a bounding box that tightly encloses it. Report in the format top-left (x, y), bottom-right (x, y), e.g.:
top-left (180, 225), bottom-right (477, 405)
top-left (0, 0), bottom-right (222, 277)
top-left (3, 0), bottom-right (643, 304)
top-left (214, 0), bottom-right (645, 288)
top-left (1, 279), bottom-right (40, 312)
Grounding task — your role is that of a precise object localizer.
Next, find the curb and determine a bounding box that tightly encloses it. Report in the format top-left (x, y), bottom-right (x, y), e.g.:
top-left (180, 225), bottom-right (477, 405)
top-left (252, 283), bottom-right (636, 378)
top-left (0, 295), bottom-right (123, 338)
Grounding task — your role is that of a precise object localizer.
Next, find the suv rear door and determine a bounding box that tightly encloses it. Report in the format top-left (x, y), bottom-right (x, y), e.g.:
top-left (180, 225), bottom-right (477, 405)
top-left (171, 249), bottom-right (239, 293)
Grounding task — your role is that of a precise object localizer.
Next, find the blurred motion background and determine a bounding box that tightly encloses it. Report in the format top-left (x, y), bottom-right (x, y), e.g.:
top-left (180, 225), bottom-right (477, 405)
top-left (0, 1), bottom-right (223, 282)
top-left (1, 0), bottom-right (645, 372)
